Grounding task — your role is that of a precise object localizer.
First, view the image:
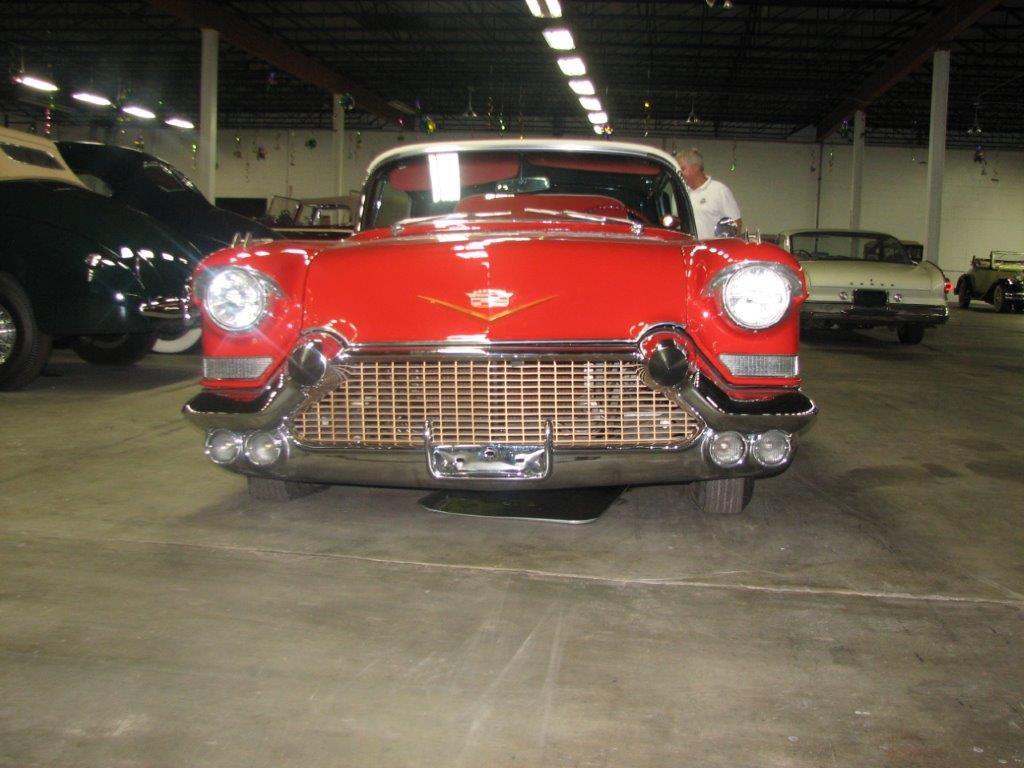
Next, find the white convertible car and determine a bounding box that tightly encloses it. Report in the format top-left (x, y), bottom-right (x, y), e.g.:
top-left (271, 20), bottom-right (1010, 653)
top-left (777, 229), bottom-right (950, 344)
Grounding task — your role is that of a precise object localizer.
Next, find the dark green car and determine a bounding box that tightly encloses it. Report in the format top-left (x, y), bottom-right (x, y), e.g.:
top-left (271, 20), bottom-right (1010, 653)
top-left (0, 127), bottom-right (201, 390)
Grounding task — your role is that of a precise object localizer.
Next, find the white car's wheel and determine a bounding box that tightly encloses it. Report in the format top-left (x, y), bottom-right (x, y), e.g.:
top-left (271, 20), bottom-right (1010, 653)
top-left (153, 327), bottom-right (202, 354)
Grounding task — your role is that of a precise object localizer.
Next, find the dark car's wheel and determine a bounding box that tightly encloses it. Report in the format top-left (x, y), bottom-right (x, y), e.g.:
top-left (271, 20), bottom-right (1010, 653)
top-left (993, 285), bottom-right (1010, 313)
top-left (897, 323), bottom-right (925, 344)
top-left (0, 273), bottom-right (52, 391)
top-left (247, 476), bottom-right (328, 502)
top-left (957, 281), bottom-right (972, 308)
top-left (71, 333), bottom-right (157, 365)
top-left (692, 477), bottom-right (754, 515)
top-left (153, 326), bottom-right (202, 354)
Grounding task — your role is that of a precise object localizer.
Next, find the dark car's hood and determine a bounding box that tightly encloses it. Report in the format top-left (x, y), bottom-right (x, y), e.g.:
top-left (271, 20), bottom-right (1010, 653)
top-left (118, 191), bottom-right (279, 255)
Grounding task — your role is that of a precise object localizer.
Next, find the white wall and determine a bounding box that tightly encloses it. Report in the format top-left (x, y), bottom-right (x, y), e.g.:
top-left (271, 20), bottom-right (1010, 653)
top-left (36, 122), bottom-right (1024, 278)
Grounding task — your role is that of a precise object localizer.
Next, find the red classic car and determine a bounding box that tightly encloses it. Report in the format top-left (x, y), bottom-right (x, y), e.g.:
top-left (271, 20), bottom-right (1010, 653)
top-left (182, 140), bottom-right (816, 515)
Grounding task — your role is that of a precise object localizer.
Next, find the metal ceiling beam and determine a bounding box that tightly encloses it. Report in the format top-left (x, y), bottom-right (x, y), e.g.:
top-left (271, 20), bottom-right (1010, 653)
top-left (146, 0), bottom-right (404, 122)
top-left (815, 0), bottom-right (1005, 140)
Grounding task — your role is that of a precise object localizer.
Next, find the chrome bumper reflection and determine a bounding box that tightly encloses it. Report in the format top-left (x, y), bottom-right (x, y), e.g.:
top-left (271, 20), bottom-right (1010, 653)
top-left (801, 301), bottom-right (949, 326)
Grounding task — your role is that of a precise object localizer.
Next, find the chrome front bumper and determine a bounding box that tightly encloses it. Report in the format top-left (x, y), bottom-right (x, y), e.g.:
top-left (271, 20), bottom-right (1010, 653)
top-left (183, 357), bottom-right (817, 490)
top-left (801, 301), bottom-right (949, 327)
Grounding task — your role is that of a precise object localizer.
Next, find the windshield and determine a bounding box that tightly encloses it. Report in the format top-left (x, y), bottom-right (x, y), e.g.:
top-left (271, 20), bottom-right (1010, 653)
top-left (790, 233), bottom-right (912, 264)
top-left (361, 149), bottom-right (693, 233)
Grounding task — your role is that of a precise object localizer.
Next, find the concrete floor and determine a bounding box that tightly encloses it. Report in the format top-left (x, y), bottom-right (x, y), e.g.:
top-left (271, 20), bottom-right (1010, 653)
top-left (1, 305), bottom-right (1022, 767)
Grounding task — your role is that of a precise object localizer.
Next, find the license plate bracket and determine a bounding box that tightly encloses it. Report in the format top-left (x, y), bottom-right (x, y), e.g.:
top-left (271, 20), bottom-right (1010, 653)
top-left (425, 421), bottom-right (553, 481)
top-left (853, 289), bottom-right (888, 308)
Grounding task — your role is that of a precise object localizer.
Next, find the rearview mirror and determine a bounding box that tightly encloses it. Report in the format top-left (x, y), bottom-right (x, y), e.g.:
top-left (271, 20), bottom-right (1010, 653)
top-left (495, 177), bottom-right (551, 194)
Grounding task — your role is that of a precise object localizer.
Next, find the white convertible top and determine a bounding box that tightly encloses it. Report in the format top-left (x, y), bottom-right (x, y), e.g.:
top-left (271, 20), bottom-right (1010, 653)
top-left (365, 138), bottom-right (681, 178)
top-left (0, 126), bottom-right (83, 186)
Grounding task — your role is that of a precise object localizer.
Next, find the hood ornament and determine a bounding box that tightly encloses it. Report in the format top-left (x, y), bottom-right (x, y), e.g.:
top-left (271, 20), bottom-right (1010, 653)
top-left (467, 289), bottom-right (514, 309)
top-left (419, 291), bottom-right (557, 322)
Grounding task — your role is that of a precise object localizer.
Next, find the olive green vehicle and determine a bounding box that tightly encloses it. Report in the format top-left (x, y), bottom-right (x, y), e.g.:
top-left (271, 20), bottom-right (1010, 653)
top-left (956, 251), bottom-right (1024, 313)
top-left (0, 127), bottom-right (201, 390)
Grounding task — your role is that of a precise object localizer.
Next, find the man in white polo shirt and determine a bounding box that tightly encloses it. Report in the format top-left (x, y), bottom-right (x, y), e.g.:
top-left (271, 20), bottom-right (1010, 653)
top-left (675, 148), bottom-right (743, 240)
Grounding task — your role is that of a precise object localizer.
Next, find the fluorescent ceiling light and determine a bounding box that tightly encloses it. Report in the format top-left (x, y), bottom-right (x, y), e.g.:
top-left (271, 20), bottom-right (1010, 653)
top-left (557, 57), bottom-right (586, 77)
top-left (165, 117), bottom-right (194, 129)
top-left (72, 91), bottom-right (112, 107)
top-left (14, 74), bottom-right (58, 92)
top-left (123, 105), bottom-right (156, 119)
top-left (428, 152), bottom-right (462, 203)
top-left (587, 111), bottom-right (608, 124)
top-left (569, 79), bottom-right (595, 96)
top-left (578, 96), bottom-right (602, 112)
top-left (525, 0), bottom-right (562, 18)
top-left (542, 27), bottom-right (574, 51)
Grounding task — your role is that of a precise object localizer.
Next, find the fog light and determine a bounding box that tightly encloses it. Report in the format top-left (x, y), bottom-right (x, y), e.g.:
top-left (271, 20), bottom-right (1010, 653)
top-left (751, 430), bottom-right (791, 467)
top-left (244, 430), bottom-right (285, 466)
top-left (708, 431), bottom-right (745, 467)
top-left (205, 429), bottom-right (242, 464)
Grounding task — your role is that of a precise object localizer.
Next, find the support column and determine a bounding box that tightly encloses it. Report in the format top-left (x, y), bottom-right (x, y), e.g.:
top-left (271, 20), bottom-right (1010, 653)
top-left (197, 28), bottom-right (219, 203)
top-left (849, 109), bottom-right (865, 229)
top-left (924, 49), bottom-right (950, 266)
top-left (332, 95), bottom-right (346, 197)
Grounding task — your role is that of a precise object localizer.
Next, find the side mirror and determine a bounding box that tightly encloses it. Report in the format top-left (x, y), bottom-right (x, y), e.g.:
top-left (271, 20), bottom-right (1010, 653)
top-left (714, 217), bottom-right (740, 238)
top-left (660, 214), bottom-right (680, 229)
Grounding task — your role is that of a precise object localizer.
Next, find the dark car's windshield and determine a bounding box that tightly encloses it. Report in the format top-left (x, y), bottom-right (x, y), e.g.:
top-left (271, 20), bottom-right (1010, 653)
top-left (362, 149), bottom-right (693, 234)
top-left (790, 233), bottom-right (912, 264)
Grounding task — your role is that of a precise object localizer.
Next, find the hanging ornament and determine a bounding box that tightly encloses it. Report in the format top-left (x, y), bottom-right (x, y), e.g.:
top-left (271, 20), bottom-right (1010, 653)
top-left (355, 130), bottom-right (363, 152)
top-left (461, 87), bottom-right (478, 118)
top-left (828, 149), bottom-right (835, 171)
top-left (967, 102), bottom-right (983, 136)
top-left (42, 107), bottom-right (52, 136)
top-left (305, 137), bottom-right (318, 150)
top-left (233, 133), bottom-right (242, 159)
top-left (256, 144), bottom-right (268, 160)
top-left (338, 93), bottom-right (355, 111)
top-left (839, 119), bottom-right (852, 140)
top-left (973, 145), bottom-right (985, 164)
top-left (730, 142), bottom-right (737, 172)
top-left (190, 142), bottom-right (198, 170)
top-left (485, 95), bottom-right (495, 129)
top-left (642, 99), bottom-right (653, 138)
top-left (420, 115), bottom-right (437, 134)
top-left (132, 133), bottom-right (145, 150)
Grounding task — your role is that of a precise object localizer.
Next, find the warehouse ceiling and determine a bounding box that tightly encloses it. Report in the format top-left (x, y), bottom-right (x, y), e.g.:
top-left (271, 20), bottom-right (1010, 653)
top-left (1, 1), bottom-right (1022, 147)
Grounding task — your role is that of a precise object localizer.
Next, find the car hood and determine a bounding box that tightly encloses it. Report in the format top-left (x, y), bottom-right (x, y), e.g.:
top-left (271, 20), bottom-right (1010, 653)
top-left (800, 259), bottom-right (940, 291)
top-left (302, 229), bottom-right (690, 343)
top-left (120, 192), bottom-right (279, 254)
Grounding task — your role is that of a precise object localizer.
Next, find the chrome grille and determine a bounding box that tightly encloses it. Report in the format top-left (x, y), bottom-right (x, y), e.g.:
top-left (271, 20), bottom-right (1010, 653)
top-left (290, 357), bottom-right (703, 449)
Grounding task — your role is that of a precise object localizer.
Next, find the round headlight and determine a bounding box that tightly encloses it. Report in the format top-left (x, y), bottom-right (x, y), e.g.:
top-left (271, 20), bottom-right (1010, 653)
top-left (751, 430), bottom-right (791, 467)
top-left (205, 268), bottom-right (268, 331)
top-left (721, 265), bottom-right (792, 330)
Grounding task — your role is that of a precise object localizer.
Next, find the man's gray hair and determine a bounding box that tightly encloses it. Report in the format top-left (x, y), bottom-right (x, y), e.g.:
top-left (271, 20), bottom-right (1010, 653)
top-left (675, 148), bottom-right (704, 170)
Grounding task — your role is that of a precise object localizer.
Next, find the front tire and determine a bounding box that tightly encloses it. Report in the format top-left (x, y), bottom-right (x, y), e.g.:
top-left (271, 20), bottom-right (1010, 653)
top-left (71, 333), bottom-right (157, 365)
top-left (691, 477), bottom-right (754, 515)
top-left (957, 281), bottom-right (972, 308)
top-left (897, 323), bottom-right (925, 344)
top-left (247, 476), bottom-right (329, 502)
top-left (993, 285), bottom-right (1010, 313)
top-left (0, 273), bottom-right (51, 391)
